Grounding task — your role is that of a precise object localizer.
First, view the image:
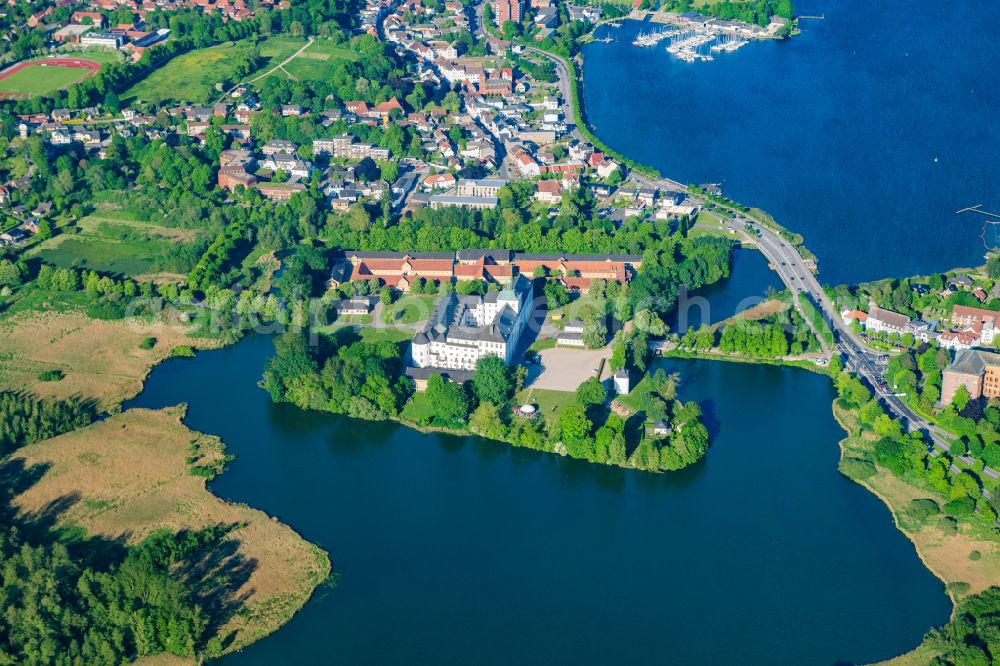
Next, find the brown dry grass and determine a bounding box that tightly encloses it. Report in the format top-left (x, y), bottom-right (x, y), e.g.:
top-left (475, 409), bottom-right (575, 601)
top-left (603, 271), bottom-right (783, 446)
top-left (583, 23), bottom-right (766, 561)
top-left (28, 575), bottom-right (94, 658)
top-left (724, 298), bottom-right (789, 325)
top-left (833, 403), bottom-right (1000, 665)
top-left (833, 404), bottom-right (1000, 600)
top-left (11, 407), bottom-right (330, 655)
top-left (133, 271), bottom-right (190, 285)
top-left (0, 310), bottom-right (218, 409)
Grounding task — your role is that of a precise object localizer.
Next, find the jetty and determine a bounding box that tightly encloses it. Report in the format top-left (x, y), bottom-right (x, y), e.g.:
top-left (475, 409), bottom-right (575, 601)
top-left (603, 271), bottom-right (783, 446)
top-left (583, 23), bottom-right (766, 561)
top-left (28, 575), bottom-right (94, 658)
top-left (666, 31), bottom-right (714, 61)
top-left (710, 34), bottom-right (747, 53)
top-left (632, 28), bottom-right (680, 47)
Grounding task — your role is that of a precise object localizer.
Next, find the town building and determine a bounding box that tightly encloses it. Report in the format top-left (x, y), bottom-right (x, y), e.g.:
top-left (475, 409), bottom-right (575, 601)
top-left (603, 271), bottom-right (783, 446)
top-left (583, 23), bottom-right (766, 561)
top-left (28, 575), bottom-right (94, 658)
top-left (410, 275), bottom-right (532, 370)
top-left (455, 177), bottom-right (507, 197)
top-left (312, 134), bottom-right (390, 161)
top-left (951, 304), bottom-right (997, 346)
top-left (261, 140), bottom-right (298, 156)
top-left (81, 31), bottom-right (125, 48)
top-left (865, 304), bottom-right (910, 335)
top-left (494, 0), bottom-right (522, 25)
top-left (534, 179), bottom-right (562, 204)
top-left (326, 250), bottom-right (641, 293)
top-left (427, 193), bottom-right (499, 209)
top-left (255, 182), bottom-right (306, 200)
top-left (53, 24), bottom-right (93, 42)
top-left (941, 349), bottom-right (1000, 404)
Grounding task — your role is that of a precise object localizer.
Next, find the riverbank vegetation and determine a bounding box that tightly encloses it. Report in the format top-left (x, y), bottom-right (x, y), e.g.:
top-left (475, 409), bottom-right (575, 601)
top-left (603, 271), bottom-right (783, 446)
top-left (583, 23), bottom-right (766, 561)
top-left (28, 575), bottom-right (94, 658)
top-left (834, 370), bottom-right (999, 520)
top-left (674, 302), bottom-right (820, 359)
top-left (656, 0), bottom-right (794, 27)
top-left (0, 310), bottom-right (219, 409)
top-left (883, 587), bottom-right (1000, 666)
top-left (832, 362), bottom-right (1000, 663)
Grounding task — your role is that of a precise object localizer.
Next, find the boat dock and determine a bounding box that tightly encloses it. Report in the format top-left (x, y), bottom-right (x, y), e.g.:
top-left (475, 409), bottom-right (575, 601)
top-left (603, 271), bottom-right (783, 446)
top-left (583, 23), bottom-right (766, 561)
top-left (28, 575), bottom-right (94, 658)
top-left (710, 34), bottom-right (747, 53)
top-left (632, 28), bottom-right (681, 47)
top-left (666, 31), bottom-right (715, 61)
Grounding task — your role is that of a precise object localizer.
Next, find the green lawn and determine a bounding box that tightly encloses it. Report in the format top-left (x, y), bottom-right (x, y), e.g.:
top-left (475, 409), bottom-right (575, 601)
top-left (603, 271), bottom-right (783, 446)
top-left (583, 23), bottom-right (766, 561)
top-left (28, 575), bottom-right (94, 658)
top-left (0, 61), bottom-right (95, 96)
top-left (123, 36), bottom-right (305, 104)
top-left (357, 327), bottom-right (412, 343)
top-left (28, 215), bottom-right (208, 277)
top-left (313, 323), bottom-right (412, 344)
top-left (615, 375), bottom-right (651, 413)
top-left (548, 294), bottom-right (607, 325)
top-left (528, 337), bottom-right (557, 353)
top-left (277, 39), bottom-right (359, 82)
top-left (516, 387), bottom-right (577, 432)
top-left (60, 50), bottom-right (123, 65)
top-left (400, 391), bottom-right (437, 424)
top-left (381, 294), bottom-right (436, 325)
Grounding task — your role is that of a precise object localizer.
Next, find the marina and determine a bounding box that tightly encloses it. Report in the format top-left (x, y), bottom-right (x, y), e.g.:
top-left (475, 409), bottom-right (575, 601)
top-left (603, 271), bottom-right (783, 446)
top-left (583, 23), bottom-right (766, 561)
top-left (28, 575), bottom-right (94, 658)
top-left (631, 28), bottom-right (680, 47)
top-left (710, 34), bottom-right (748, 53)
top-left (620, 23), bottom-right (750, 62)
top-left (666, 30), bottom-right (716, 61)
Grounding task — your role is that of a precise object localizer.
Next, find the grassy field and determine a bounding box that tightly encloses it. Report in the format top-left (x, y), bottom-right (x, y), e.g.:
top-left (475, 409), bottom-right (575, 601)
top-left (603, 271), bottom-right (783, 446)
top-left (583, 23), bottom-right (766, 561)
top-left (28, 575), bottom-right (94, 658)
top-left (0, 61), bottom-right (96, 96)
top-left (515, 387), bottom-right (576, 432)
top-left (313, 323), bottom-right (413, 344)
top-left (28, 214), bottom-right (208, 277)
top-left (123, 37), bottom-right (305, 103)
top-left (400, 391), bottom-right (437, 424)
top-left (714, 298), bottom-right (789, 327)
top-left (11, 407), bottom-right (330, 655)
top-left (547, 294), bottom-right (607, 325)
top-left (381, 294), bottom-right (435, 324)
top-left (61, 49), bottom-right (123, 64)
top-left (269, 38), bottom-right (359, 83)
top-left (0, 310), bottom-right (218, 409)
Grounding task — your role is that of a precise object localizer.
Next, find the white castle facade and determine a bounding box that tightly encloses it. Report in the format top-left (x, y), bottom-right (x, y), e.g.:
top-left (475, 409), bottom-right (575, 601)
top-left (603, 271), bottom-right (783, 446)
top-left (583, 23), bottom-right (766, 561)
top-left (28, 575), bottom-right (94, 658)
top-left (410, 276), bottom-right (532, 371)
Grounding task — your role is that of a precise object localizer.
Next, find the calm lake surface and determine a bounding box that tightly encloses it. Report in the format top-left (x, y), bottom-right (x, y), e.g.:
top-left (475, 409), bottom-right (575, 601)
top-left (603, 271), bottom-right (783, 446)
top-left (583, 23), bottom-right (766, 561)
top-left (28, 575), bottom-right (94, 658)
top-left (665, 248), bottom-right (782, 332)
top-left (126, 321), bottom-right (949, 663)
top-left (583, 0), bottom-right (1000, 283)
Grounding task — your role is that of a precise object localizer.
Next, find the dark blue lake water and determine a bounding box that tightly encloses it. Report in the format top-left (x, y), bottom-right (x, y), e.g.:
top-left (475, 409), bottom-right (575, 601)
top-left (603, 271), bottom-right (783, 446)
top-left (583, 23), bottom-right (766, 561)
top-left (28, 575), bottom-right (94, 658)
top-left (126, 333), bottom-right (949, 665)
top-left (583, 0), bottom-right (1000, 283)
top-left (665, 248), bottom-right (783, 332)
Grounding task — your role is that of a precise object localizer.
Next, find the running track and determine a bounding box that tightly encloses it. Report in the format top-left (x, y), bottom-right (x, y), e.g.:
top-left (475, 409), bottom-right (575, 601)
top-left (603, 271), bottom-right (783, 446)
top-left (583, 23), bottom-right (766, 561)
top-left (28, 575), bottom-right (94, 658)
top-left (0, 57), bottom-right (102, 98)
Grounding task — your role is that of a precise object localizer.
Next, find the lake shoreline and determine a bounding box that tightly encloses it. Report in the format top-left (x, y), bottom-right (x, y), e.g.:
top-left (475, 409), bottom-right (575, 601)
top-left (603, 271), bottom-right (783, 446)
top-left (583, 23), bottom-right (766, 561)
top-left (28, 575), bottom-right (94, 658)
top-left (133, 336), bottom-right (948, 665)
top-left (556, 24), bottom-right (994, 660)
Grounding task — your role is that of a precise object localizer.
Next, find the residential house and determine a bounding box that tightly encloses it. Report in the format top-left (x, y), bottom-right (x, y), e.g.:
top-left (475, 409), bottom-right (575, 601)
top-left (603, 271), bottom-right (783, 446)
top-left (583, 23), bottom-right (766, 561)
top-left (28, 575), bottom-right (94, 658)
top-left (534, 179), bottom-right (562, 204)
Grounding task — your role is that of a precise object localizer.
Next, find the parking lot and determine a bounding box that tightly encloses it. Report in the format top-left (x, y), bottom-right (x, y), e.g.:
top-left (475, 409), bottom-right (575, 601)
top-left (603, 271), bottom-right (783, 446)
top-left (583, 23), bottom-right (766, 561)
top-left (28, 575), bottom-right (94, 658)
top-left (524, 347), bottom-right (611, 392)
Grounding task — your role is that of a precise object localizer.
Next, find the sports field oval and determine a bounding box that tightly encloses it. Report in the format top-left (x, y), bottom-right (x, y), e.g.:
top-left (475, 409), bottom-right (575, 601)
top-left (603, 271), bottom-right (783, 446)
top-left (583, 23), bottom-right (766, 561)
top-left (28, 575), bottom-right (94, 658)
top-left (0, 57), bottom-right (102, 98)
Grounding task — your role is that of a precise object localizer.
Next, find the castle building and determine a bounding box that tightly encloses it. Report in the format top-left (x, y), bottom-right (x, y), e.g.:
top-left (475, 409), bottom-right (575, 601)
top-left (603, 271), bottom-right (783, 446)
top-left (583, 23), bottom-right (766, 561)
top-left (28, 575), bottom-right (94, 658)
top-left (411, 275), bottom-right (532, 370)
